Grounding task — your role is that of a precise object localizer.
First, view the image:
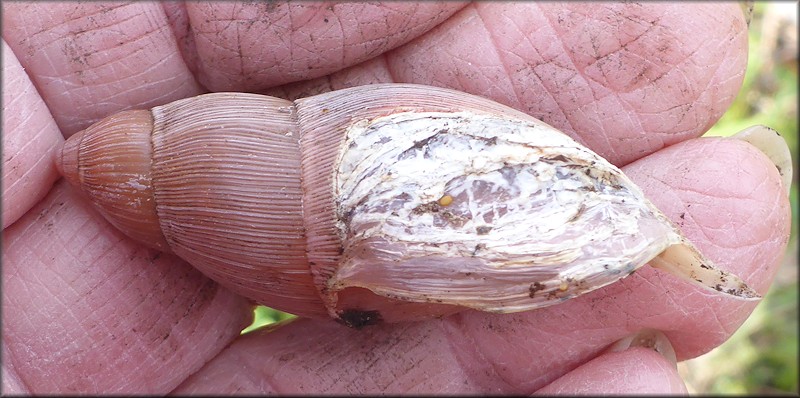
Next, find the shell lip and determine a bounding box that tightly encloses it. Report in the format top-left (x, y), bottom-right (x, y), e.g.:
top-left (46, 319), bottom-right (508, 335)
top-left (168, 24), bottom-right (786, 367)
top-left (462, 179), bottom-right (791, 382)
top-left (325, 110), bottom-right (765, 314)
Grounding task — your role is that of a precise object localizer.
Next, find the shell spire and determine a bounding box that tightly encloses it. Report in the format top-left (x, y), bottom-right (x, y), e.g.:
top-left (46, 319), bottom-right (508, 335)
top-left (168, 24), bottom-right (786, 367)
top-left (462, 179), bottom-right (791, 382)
top-left (58, 110), bottom-right (171, 252)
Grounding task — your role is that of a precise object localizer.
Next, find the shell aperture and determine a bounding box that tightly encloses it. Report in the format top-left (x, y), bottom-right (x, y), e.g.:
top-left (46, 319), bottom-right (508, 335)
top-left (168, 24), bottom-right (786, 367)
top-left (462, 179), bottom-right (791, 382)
top-left (330, 111), bottom-right (759, 312)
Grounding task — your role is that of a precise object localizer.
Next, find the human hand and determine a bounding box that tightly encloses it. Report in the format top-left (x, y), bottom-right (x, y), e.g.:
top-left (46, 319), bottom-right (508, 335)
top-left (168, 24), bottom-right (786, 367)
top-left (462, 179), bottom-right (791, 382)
top-left (2, 2), bottom-right (790, 394)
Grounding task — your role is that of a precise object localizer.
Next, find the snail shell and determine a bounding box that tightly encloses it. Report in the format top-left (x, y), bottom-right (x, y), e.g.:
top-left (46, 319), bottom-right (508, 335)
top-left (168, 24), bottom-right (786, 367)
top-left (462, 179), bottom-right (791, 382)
top-left (58, 83), bottom-right (759, 326)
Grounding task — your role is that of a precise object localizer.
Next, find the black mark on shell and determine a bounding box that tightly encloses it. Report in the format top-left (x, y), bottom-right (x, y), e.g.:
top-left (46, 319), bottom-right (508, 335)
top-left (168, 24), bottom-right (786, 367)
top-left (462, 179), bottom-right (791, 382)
top-left (398, 133), bottom-right (444, 161)
top-left (472, 243), bottom-right (487, 256)
top-left (546, 154), bottom-right (570, 163)
top-left (476, 226), bottom-right (492, 235)
top-left (336, 309), bottom-right (383, 329)
top-left (412, 202), bottom-right (440, 214)
top-left (413, 130), bottom-right (446, 149)
top-left (412, 200), bottom-right (469, 228)
top-left (529, 282), bottom-right (546, 297)
top-left (567, 204), bottom-right (586, 223)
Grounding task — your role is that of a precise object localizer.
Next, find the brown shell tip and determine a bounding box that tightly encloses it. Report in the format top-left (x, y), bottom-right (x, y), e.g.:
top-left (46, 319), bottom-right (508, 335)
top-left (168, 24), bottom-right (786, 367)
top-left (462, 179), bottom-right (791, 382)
top-left (55, 110), bottom-right (172, 252)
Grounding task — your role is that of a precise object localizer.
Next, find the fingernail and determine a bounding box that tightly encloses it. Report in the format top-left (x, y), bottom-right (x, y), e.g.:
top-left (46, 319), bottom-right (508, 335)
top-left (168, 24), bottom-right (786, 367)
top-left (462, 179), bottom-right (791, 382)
top-left (729, 125), bottom-right (793, 197)
top-left (607, 329), bottom-right (678, 368)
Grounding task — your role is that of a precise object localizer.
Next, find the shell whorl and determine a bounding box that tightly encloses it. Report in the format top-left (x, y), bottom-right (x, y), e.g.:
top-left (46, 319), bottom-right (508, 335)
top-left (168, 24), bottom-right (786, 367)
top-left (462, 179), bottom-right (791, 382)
top-left (59, 110), bottom-right (170, 252)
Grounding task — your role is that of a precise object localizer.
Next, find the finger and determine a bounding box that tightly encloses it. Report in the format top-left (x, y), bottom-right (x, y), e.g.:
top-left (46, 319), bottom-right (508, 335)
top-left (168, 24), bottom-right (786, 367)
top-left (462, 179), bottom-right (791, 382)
top-left (2, 2), bottom-right (204, 136)
top-left (170, 136), bottom-right (790, 394)
top-left (533, 348), bottom-right (687, 395)
top-left (273, 2), bottom-right (749, 166)
top-left (175, 1), bottom-right (467, 91)
top-left (2, 342), bottom-right (26, 395)
top-left (1, 180), bottom-right (253, 394)
top-left (172, 319), bottom-right (481, 394)
top-left (392, 2), bottom-right (749, 167)
top-left (170, 324), bottom-right (678, 395)
top-left (1, 40), bottom-right (62, 228)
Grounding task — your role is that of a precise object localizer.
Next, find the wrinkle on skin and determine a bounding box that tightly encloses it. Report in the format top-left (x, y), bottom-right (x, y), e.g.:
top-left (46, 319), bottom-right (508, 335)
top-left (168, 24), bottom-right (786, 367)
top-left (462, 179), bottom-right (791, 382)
top-left (472, 4), bottom-right (530, 111)
top-left (261, 55), bottom-right (399, 100)
top-left (440, 315), bottom-right (516, 392)
top-left (388, 5), bottom-right (527, 115)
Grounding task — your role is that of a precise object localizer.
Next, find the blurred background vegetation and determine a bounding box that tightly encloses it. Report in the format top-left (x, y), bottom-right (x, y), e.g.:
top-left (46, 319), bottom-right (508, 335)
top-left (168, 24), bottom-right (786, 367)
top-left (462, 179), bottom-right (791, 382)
top-left (242, 2), bottom-right (798, 394)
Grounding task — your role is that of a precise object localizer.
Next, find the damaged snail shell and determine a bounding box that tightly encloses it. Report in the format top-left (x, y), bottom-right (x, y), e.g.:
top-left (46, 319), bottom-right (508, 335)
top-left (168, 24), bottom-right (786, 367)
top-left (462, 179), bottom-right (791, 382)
top-left (58, 83), bottom-right (759, 327)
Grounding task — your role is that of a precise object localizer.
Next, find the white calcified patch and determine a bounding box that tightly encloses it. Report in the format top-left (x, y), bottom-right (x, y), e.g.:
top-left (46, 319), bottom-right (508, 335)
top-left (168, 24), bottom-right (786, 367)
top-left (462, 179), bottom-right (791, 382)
top-left (331, 112), bottom-right (759, 312)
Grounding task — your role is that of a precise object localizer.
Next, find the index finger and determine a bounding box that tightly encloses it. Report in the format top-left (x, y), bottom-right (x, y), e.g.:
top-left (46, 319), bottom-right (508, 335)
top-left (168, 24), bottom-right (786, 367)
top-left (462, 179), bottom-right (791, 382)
top-left (273, 2), bottom-right (750, 166)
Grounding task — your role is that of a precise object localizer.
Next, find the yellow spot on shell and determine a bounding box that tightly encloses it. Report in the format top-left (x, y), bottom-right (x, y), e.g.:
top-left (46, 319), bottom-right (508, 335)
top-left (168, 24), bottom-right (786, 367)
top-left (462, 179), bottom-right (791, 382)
top-left (558, 281), bottom-right (569, 291)
top-left (438, 194), bottom-right (454, 207)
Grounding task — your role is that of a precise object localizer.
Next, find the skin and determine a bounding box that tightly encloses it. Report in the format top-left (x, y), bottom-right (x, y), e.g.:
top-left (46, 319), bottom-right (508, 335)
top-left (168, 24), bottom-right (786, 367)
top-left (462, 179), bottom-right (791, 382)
top-left (1, 2), bottom-right (791, 394)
